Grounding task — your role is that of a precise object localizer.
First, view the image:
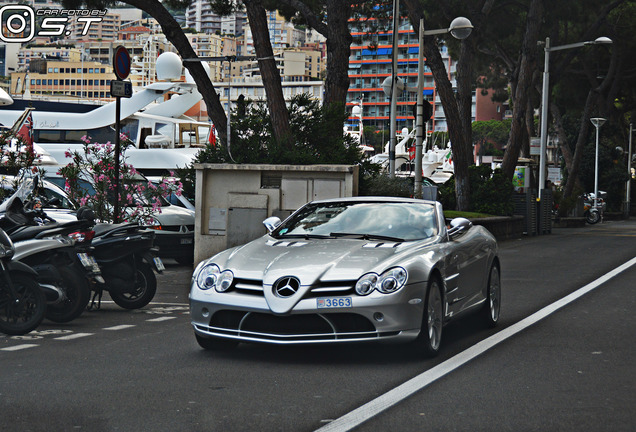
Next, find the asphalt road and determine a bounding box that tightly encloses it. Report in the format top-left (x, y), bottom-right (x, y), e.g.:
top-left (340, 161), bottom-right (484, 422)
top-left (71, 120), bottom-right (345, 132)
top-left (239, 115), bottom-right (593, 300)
top-left (1, 220), bottom-right (635, 432)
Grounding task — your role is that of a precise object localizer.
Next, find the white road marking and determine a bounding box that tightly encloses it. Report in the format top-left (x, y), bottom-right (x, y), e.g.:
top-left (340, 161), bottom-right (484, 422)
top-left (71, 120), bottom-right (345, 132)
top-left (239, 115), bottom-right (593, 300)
top-left (54, 333), bottom-right (94, 341)
top-left (1, 344), bottom-right (38, 351)
top-left (315, 256), bottom-right (636, 432)
top-left (104, 325), bottom-right (136, 331)
top-left (146, 316), bottom-right (176, 322)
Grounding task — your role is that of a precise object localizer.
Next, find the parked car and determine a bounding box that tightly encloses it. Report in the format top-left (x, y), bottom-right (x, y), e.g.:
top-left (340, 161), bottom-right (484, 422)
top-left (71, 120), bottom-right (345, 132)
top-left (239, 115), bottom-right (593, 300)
top-left (190, 196), bottom-right (501, 356)
top-left (42, 174), bottom-right (195, 264)
top-left (147, 176), bottom-right (195, 212)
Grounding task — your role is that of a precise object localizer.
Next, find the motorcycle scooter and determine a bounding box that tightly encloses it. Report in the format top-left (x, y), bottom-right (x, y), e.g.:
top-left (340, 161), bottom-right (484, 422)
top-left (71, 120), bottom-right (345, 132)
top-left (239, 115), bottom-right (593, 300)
top-left (582, 191), bottom-right (607, 225)
top-left (0, 227), bottom-right (46, 335)
top-left (74, 207), bottom-right (164, 310)
top-left (0, 178), bottom-right (102, 323)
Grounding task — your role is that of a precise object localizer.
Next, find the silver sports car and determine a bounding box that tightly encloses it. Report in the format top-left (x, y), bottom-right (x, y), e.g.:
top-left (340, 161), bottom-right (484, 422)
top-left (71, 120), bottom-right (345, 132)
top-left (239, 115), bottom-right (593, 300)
top-left (190, 197), bottom-right (501, 356)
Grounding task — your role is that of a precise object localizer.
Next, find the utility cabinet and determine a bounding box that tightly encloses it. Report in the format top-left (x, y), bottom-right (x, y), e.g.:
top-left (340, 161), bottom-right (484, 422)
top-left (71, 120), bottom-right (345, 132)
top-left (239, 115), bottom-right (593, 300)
top-left (194, 164), bottom-right (358, 263)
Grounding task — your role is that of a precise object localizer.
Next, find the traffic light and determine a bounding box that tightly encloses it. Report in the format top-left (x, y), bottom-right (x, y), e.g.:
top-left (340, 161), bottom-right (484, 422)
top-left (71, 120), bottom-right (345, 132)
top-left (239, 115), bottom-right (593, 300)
top-left (411, 101), bottom-right (433, 121)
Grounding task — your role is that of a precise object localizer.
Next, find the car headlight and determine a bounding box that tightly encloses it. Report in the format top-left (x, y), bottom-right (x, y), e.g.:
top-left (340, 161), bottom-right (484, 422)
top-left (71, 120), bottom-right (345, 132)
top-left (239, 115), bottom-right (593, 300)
top-left (355, 267), bottom-right (407, 296)
top-left (143, 216), bottom-right (162, 230)
top-left (195, 263), bottom-right (234, 292)
top-left (355, 273), bottom-right (378, 296)
top-left (377, 267), bottom-right (408, 294)
top-left (196, 263), bottom-right (220, 290)
top-left (216, 270), bottom-right (234, 292)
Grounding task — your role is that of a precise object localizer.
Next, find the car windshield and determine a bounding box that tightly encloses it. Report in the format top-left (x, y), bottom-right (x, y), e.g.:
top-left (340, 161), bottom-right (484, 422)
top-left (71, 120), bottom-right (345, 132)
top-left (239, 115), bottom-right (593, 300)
top-left (273, 201), bottom-right (438, 241)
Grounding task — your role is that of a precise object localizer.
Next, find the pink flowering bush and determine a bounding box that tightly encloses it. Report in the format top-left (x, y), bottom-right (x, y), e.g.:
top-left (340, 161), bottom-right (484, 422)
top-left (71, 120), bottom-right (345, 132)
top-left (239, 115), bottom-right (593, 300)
top-left (0, 131), bottom-right (41, 200)
top-left (58, 135), bottom-right (183, 223)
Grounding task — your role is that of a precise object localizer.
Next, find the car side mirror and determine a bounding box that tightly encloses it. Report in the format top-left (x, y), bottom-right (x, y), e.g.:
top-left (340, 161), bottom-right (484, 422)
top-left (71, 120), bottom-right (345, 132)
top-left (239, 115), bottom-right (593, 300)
top-left (263, 216), bottom-right (282, 233)
top-left (448, 217), bottom-right (472, 238)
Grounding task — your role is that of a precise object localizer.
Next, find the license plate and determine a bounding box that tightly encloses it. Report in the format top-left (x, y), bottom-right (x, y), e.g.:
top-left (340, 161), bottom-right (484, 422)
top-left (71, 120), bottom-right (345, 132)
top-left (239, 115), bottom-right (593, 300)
top-left (317, 297), bottom-right (352, 308)
top-left (153, 257), bottom-right (165, 271)
top-left (77, 253), bottom-right (101, 274)
top-left (180, 238), bottom-right (193, 245)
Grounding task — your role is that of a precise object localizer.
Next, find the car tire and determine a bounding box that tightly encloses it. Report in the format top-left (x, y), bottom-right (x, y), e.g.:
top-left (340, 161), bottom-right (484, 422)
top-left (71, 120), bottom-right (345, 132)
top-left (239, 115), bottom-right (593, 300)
top-left (414, 277), bottom-right (443, 357)
top-left (195, 333), bottom-right (239, 351)
top-left (480, 262), bottom-right (501, 328)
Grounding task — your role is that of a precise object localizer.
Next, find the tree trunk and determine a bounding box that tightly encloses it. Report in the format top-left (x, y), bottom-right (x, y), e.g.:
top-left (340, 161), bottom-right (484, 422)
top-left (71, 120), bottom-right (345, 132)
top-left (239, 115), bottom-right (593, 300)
top-left (243, 0), bottom-right (292, 147)
top-left (501, 0), bottom-right (543, 181)
top-left (124, 0), bottom-right (228, 146)
top-left (276, 0), bottom-right (352, 111)
top-left (323, 0), bottom-right (353, 107)
top-left (404, 1), bottom-right (472, 210)
top-left (563, 90), bottom-right (597, 199)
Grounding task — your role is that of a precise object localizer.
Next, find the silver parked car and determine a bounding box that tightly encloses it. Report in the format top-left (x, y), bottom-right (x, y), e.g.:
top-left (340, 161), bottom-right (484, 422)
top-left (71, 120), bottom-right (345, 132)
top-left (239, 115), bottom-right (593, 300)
top-left (190, 197), bottom-right (501, 356)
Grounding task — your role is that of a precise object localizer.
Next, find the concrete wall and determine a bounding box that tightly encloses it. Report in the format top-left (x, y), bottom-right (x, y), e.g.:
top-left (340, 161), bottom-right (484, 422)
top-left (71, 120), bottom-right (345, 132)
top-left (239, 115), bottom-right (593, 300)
top-left (194, 164), bottom-right (359, 263)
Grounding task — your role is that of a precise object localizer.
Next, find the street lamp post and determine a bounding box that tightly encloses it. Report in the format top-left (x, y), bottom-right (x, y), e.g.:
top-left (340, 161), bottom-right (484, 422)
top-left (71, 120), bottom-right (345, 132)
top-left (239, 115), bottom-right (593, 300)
top-left (413, 17), bottom-right (472, 198)
top-left (627, 123), bottom-right (634, 218)
top-left (590, 117), bottom-right (606, 210)
top-left (388, 0), bottom-right (400, 178)
top-left (538, 36), bottom-right (612, 200)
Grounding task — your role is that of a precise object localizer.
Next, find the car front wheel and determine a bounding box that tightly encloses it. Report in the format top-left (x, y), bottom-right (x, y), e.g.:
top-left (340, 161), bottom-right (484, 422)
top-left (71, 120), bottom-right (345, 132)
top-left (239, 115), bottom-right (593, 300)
top-left (414, 278), bottom-right (443, 357)
top-left (481, 262), bottom-right (501, 327)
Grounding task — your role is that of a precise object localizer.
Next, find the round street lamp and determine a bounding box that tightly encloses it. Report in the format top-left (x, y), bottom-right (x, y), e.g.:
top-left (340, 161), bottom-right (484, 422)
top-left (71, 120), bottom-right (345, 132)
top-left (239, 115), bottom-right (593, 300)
top-left (449, 17), bottom-right (473, 40)
top-left (590, 117), bottom-right (606, 210)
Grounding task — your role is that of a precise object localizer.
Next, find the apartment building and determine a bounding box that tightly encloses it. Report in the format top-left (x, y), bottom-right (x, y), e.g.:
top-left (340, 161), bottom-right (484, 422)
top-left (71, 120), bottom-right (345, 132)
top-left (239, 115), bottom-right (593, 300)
top-left (185, 0), bottom-right (246, 36)
top-left (347, 17), bottom-right (474, 133)
top-left (11, 59), bottom-right (113, 100)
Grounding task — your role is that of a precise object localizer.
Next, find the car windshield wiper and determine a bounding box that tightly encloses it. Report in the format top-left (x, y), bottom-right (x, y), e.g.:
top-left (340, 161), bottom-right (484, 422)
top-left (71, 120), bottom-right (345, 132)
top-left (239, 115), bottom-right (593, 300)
top-left (272, 233), bottom-right (332, 240)
top-left (329, 232), bottom-right (405, 242)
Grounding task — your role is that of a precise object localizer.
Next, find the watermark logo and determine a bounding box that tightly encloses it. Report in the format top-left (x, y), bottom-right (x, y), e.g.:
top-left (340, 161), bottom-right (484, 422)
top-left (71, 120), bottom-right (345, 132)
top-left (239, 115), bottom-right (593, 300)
top-left (0, 5), bottom-right (106, 43)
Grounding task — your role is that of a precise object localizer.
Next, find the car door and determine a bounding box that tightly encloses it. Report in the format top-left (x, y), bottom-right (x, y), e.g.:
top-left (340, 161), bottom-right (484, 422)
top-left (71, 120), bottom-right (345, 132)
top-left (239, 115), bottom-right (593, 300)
top-left (446, 227), bottom-right (490, 316)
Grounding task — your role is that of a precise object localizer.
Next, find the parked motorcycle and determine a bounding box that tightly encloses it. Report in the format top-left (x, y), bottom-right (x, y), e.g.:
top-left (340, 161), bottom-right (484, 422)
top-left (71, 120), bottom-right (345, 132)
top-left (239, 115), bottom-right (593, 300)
top-left (0, 227), bottom-right (46, 335)
top-left (73, 208), bottom-right (164, 310)
top-left (0, 177), bottom-right (101, 323)
top-left (582, 192), bottom-right (607, 225)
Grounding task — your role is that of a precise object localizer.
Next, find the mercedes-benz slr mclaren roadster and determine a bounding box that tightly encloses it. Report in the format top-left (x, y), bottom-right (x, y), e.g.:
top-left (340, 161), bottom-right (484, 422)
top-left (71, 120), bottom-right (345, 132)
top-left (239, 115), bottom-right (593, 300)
top-left (190, 197), bottom-right (501, 356)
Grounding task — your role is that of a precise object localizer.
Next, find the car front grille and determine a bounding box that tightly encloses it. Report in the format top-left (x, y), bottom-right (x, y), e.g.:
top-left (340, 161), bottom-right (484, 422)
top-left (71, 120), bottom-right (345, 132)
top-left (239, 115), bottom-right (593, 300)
top-left (196, 310), bottom-right (398, 343)
top-left (230, 279), bottom-right (356, 298)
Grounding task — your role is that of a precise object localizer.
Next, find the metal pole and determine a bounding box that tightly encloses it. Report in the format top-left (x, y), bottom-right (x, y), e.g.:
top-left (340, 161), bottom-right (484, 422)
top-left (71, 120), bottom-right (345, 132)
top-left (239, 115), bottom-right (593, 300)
top-left (414, 18), bottom-right (425, 198)
top-left (226, 59), bottom-right (232, 160)
top-left (538, 37), bottom-right (550, 201)
top-left (113, 95), bottom-right (121, 223)
top-left (627, 123), bottom-right (633, 216)
top-left (594, 124), bottom-right (600, 209)
top-left (389, 0), bottom-right (400, 178)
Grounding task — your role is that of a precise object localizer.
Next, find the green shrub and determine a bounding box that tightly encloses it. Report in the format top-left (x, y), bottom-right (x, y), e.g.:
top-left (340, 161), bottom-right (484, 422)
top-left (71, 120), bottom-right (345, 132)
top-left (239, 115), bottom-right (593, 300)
top-left (359, 173), bottom-right (413, 197)
top-left (437, 165), bottom-right (514, 216)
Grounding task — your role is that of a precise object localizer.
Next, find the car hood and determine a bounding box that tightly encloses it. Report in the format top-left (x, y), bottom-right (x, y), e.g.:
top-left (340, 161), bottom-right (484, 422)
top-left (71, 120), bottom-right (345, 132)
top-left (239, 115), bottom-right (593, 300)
top-left (153, 205), bottom-right (194, 226)
top-left (217, 235), bottom-right (432, 285)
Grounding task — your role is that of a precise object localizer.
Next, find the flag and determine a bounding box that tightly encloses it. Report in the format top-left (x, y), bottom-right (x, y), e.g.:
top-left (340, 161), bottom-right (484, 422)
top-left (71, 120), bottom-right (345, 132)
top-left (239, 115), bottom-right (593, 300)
top-left (16, 111), bottom-right (34, 150)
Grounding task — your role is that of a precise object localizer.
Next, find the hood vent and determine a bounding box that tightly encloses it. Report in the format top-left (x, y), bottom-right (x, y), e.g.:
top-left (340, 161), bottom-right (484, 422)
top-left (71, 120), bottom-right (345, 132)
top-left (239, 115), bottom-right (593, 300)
top-left (363, 242), bottom-right (400, 248)
top-left (265, 240), bottom-right (307, 248)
